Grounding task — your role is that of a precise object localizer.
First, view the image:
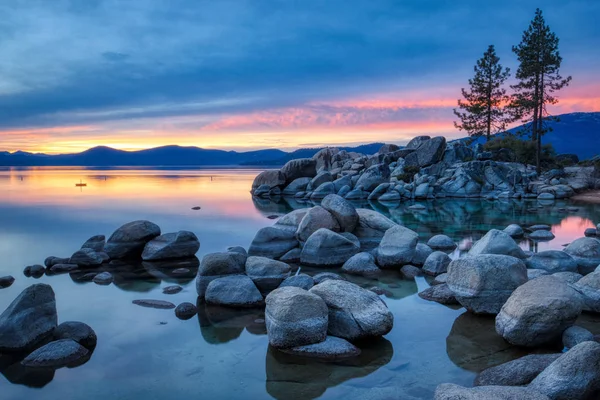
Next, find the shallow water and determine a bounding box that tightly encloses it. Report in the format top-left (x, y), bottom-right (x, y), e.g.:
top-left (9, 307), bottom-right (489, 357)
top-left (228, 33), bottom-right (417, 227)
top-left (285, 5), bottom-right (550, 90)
top-left (0, 167), bottom-right (599, 400)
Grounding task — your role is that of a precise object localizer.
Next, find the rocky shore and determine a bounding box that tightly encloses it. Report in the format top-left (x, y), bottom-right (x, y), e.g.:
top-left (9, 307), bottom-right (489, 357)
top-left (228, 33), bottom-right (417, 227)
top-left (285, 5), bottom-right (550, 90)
top-left (251, 136), bottom-right (589, 202)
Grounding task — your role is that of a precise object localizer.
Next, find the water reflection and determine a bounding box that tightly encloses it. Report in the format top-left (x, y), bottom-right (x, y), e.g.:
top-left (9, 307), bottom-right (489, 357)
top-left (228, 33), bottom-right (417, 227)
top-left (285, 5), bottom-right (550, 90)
top-left (197, 302), bottom-right (265, 344)
top-left (265, 338), bottom-right (393, 400)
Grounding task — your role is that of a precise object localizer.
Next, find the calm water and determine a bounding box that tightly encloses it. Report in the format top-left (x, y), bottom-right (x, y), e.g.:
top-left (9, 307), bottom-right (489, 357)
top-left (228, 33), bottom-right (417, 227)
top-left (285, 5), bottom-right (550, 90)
top-left (1, 167), bottom-right (599, 400)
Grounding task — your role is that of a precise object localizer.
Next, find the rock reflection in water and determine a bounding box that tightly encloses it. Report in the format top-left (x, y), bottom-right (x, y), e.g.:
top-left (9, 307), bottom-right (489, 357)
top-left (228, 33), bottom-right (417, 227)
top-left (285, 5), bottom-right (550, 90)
top-left (446, 311), bottom-right (529, 372)
top-left (196, 301), bottom-right (266, 344)
top-left (265, 337), bottom-right (393, 400)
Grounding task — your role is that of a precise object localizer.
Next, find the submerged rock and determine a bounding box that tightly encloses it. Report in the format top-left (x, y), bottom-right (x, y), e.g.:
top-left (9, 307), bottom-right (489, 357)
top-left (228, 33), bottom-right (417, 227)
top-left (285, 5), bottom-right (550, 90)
top-left (495, 276), bottom-right (583, 347)
top-left (132, 299), bottom-right (176, 309)
top-left (92, 271), bottom-right (113, 285)
top-left (105, 220), bottom-right (161, 259)
top-left (310, 280), bottom-right (393, 341)
top-left (265, 286), bottom-right (328, 349)
top-left (21, 339), bottom-right (89, 368)
top-left (434, 383), bottom-right (550, 400)
top-left (280, 336), bottom-right (360, 360)
top-left (162, 285), bottom-right (183, 294)
top-left (0, 284), bottom-right (57, 352)
top-left (141, 231), bottom-right (200, 261)
top-left (474, 353), bottom-right (561, 387)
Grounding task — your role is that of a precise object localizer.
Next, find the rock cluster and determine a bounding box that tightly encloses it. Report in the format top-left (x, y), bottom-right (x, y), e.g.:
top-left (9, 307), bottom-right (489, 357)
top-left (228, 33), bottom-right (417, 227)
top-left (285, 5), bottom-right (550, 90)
top-left (0, 284), bottom-right (96, 370)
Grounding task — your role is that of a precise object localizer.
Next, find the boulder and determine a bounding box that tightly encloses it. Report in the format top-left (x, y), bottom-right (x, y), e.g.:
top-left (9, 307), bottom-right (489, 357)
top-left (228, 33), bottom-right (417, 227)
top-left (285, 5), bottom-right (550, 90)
top-left (175, 302), bottom-right (198, 320)
top-left (281, 158), bottom-right (317, 183)
top-left (282, 177), bottom-right (311, 196)
top-left (141, 231), bottom-right (200, 261)
top-left (104, 220), bottom-right (161, 259)
top-left (341, 252), bottom-right (380, 277)
top-left (427, 234), bottom-right (457, 251)
top-left (584, 228), bottom-right (597, 237)
top-left (0, 284), bottom-right (57, 352)
top-left (353, 209), bottom-right (397, 250)
top-left (432, 273), bottom-right (448, 285)
top-left (23, 264), bottom-right (45, 278)
top-left (21, 339), bottom-right (89, 368)
top-left (92, 271), bottom-right (113, 285)
top-left (53, 321), bottom-right (97, 349)
top-left (525, 251), bottom-right (578, 273)
top-left (503, 224), bottom-right (524, 238)
top-left (527, 269), bottom-right (549, 280)
top-left (354, 163), bottom-right (391, 191)
top-left (434, 383), bottom-right (550, 400)
top-left (313, 272), bottom-right (345, 285)
top-left (278, 274), bottom-right (314, 291)
top-left (447, 255), bottom-right (527, 314)
top-left (44, 256), bottom-right (70, 268)
top-left (405, 136), bottom-right (446, 168)
top-left (552, 271), bottom-right (582, 284)
top-left (251, 170), bottom-right (286, 193)
top-left (81, 235), bottom-right (105, 252)
top-left (562, 326), bottom-right (594, 349)
top-left (474, 353), bottom-right (561, 387)
top-left (572, 271), bottom-right (600, 312)
top-left (406, 135), bottom-right (431, 149)
top-left (274, 209), bottom-right (310, 232)
top-left (495, 276), bottom-right (583, 347)
top-left (400, 265), bottom-right (422, 279)
top-left (279, 248), bottom-right (301, 263)
top-left (265, 286), bottom-right (328, 348)
top-left (205, 275), bottom-right (264, 308)
top-left (310, 280), bottom-right (393, 340)
top-left (308, 171), bottom-right (333, 191)
top-left (248, 227), bottom-right (298, 259)
top-left (280, 336), bottom-right (360, 360)
top-left (564, 237), bottom-right (600, 274)
top-left (529, 341), bottom-right (600, 400)
top-left (376, 225), bottom-right (419, 268)
top-left (411, 243), bottom-right (434, 266)
top-left (468, 229), bottom-right (526, 259)
top-left (196, 251), bottom-right (246, 298)
top-left (321, 194), bottom-right (359, 232)
top-left (300, 229), bottom-right (359, 267)
top-left (296, 206), bottom-right (339, 242)
top-left (245, 256), bottom-right (291, 293)
top-left (418, 284), bottom-right (459, 305)
top-left (422, 251), bottom-right (451, 276)
top-left (70, 248), bottom-right (103, 267)
top-left (528, 230), bottom-right (555, 241)
top-left (253, 184), bottom-right (271, 197)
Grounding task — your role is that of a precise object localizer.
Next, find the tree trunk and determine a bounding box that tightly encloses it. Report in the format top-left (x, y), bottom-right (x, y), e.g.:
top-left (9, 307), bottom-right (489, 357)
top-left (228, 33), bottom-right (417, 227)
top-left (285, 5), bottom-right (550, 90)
top-left (536, 71), bottom-right (545, 175)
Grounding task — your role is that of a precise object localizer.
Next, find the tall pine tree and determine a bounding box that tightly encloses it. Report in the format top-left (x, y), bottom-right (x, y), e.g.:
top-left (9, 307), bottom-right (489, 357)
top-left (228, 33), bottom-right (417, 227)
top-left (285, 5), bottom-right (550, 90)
top-left (510, 8), bottom-right (571, 173)
top-left (454, 45), bottom-right (511, 142)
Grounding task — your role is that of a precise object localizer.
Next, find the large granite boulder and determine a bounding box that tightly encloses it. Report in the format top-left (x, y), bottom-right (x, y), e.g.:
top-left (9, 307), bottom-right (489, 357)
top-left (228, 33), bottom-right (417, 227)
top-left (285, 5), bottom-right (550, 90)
top-left (81, 234), bottom-right (105, 252)
top-left (495, 276), bottom-right (583, 347)
top-left (422, 251), bottom-right (451, 276)
top-left (265, 286), bottom-right (328, 348)
top-left (529, 341), bottom-right (600, 400)
top-left (447, 255), bottom-right (527, 314)
top-left (503, 224), bottom-right (524, 238)
top-left (572, 271), bottom-right (600, 312)
top-left (104, 220), bottom-right (161, 259)
top-left (376, 225), bottom-right (419, 268)
top-left (296, 206), bottom-right (339, 242)
top-left (525, 250), bottom-right (578, 273)
top-left (248, 227), bottom-right (298, 259)
top-left (300, 228), bottom-right (360, 267)
top-left (282, 177), bottom-right (311, 196)
top-left (353, 209), bottom-right (397, 250)
top-left (278, 274), bottom-right (314, 291)
top-left (310, 280), bottom-right (393, 340)
top-left (196, 251), bottom-right (246, 298)
top-left (281, 158), bottom-right (317, 183)
top-left (411, 243), bottom-right (434, 266)
top-left (562, 326), bottom-right (594, 349)
top-left (21, 339), bottom-right (89, 368)
top-left (251, 170), bottom-right (286, 194)
top-left (274, 208), bottom-right (310, 232)
top-left (69, 248), bottom-right (103, 267)
top-left (406, 135), bottom-right (431, 149)
top-left (355, 163), bottom-right (391, 191)
top-left (245, 256), bottom-right (291, 293)
top-left (474, 353), bottom-right (561, 387)
top-left (418, 284), bottom-right (459, 305)
top-left (405, 136), bottom-right (446, 168)
top-left (141, 231), bottom-right (200, 261)
top-left (341, 252), bottom-right (380, 276)
top-left (468, 229), bottom-right (526, 259)
top-left (205, 275), bottom-right (264, 308)
top-left (434, 383), bottom-right (550, 400)
top-left (307, 171), bottom-right (333, 191)
top-left (0, 284), bottom-right (57, 352)
top-left (321, 194), bottom-right (359, 232)
top-left (564, 237), bottom-right (600, 274)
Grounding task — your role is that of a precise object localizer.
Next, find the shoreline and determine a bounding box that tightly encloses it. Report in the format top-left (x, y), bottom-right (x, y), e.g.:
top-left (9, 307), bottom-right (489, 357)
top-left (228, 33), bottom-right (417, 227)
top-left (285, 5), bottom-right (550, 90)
top-left (572, 190), bottom-right (600, 204)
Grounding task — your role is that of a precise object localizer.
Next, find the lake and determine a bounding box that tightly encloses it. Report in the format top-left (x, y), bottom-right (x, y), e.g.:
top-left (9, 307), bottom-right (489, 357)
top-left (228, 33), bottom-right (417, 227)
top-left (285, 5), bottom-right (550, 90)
top-left (1, 167), bottom-right (599, 400)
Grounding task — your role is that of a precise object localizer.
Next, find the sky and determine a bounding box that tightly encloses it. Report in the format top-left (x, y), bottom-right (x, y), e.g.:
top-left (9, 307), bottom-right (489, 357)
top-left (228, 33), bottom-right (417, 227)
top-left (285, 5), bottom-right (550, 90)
top-left (0, 0), bottom-right (599, 154)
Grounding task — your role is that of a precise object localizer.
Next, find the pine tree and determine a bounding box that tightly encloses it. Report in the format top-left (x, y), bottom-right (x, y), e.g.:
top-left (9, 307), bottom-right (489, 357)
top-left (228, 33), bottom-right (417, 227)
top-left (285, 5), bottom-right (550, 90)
top-left (454, 45), bottom-right (511, 142)
top-left (510, 8), bottom-right (571, 173)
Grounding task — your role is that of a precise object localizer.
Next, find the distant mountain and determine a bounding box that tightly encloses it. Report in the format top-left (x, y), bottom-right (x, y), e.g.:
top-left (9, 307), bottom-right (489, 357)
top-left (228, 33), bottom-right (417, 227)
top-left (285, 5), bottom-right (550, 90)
top-left (0, 143), bottom-right (383, 167)
top-left (467, 112), bottom-right (600, 159)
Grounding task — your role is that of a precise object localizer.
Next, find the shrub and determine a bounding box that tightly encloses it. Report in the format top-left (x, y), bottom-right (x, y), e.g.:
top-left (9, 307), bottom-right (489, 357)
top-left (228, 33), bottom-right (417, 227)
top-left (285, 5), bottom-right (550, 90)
top-left (482, 135), bottom-right (556, 168)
